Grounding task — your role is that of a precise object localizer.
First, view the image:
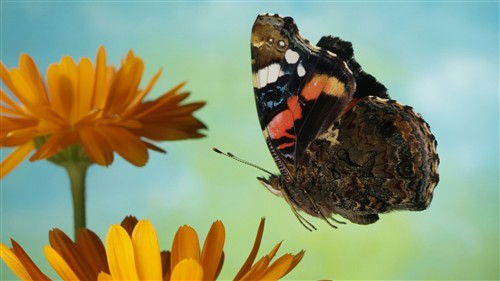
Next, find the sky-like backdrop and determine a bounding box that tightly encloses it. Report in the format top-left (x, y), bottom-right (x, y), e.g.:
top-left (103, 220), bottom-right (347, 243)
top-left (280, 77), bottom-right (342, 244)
top-left (1, 1), bottom-right (498, 280)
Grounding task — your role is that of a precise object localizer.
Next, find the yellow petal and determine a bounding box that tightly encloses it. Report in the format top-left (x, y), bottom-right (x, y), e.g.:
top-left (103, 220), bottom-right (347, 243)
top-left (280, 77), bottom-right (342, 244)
top-left (97, 272), bottom-right (113, 281)
top-left (131, 220), bottom-right (163, 280)
top-left (170, 259), bottom-right (204, 281)
top-left (170, 225), bottom-right (200, 273)
top-left (233, 218), bottom-right (265, 280)
top-left (0, 141), bottom-right (34, 178)
top-left (200, 221), bottom-right (225, 281)
top-left (106, 224), bottom-right (139, 280)
top-left (0, 242), bottom-right (32, 280)
top-left (44, 245), bottom-right (80, 281)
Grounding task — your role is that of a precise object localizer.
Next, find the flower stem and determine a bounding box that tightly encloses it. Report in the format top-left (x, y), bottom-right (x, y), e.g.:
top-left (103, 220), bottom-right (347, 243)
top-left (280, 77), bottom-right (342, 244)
top-left (63, 161), bottom-right (90, 237)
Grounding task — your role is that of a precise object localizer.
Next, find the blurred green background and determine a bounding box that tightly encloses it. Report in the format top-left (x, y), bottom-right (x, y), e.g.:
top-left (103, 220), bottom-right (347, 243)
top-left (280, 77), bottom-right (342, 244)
top-left (1, 2), bottom-right (498, 280)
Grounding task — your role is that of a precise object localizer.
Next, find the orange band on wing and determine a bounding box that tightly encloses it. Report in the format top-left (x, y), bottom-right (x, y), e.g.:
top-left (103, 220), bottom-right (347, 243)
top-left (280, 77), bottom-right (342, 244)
top-left (301, 74), bottom-right (346, 101)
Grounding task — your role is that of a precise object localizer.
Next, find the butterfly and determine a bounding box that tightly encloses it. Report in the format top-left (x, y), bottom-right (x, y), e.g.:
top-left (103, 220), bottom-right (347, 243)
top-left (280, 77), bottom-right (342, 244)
top-left (250, 13), bottom-right (439, 229)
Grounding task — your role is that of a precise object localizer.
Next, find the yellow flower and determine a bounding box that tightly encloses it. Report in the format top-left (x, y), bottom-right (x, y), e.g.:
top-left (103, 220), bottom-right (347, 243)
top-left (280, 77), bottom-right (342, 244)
top-left (0, 217), bottom-right (304, 281)
top-left (0, 47), bottom-right (206, 178)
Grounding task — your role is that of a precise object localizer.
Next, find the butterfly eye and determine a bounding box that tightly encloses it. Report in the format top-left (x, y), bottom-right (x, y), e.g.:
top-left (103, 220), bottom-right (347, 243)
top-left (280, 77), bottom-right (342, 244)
top-left (267, 37), bottom-right (275, 45)
top-left (277, 40), bottom-right (287, 51)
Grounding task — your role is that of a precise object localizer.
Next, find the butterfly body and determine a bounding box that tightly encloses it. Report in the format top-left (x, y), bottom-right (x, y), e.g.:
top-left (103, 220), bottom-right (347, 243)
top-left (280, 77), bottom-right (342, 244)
top-left (251, 14), bottom-right (439, 227)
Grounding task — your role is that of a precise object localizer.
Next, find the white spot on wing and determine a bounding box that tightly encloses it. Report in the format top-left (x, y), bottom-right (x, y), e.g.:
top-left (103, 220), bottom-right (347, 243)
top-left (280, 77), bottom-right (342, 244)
top-left (267, 63), bottom-right (281, 84)
top-left (257, 67), bottom-right (268, 88)
top-left (285, 49), bottom-right (299, 64)
top-left (297, 63), bottom-right (306, 77)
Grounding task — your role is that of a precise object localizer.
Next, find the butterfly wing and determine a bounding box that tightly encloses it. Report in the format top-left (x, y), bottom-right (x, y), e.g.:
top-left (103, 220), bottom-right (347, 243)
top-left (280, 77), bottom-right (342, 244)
top-left (316, 36), bottom-right (388, 100)
top-left (251, 14), bottom-right (356, 181)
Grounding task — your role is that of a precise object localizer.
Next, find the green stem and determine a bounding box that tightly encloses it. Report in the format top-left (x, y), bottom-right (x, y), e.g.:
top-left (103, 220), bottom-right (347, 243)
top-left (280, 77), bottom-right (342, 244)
top-left (64, 161), bottom-right (90, 237)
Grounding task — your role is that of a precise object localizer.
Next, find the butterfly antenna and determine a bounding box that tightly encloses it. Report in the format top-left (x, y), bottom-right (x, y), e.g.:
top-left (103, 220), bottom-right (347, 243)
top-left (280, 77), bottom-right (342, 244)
top-left (213, 147), bottom-right (274, 176)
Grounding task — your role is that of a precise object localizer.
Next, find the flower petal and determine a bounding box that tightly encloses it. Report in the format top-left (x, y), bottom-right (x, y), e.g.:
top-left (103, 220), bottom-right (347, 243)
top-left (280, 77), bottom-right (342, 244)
top-left (92, 46), bottom-right (109, 110)
top-left (106, 224), bottom-right (139, 280)
top-left (44, 245), bottom-right (81, 281)
top-left (10, 239), bottom-right (51, 280)
top-left (19, 53), bottom-right (49, 105)
top-left (233, 218), bottom-right (265, 281)
top-left (131, 220), bottom-right (163, 280)
top-left (258, 254), bottom-right (294, 281)
top-left (49, 228), bottom-right (95, 280)
top-left (97, 272), bottom-right (113, 281)
top-left (170, 259), bottom-right (204, 281)
top-left (78, 126), bottom-right (114, 166)
top-left (0, 141), bottom-right (34, 178)
top-left (76, 57), bottom-right (95, 121)
top-left (170, 225), bottom-right (200, 273)
top-left (99, 126), bottom-right (148, 166)
top-left (120, 216), bottom-right (139, 236)
top-left (200, 221), bottom-right (225, 281)
top-left (238, 255), bottom-right (270, 281)
top-left (76, 228), bottom-right (109, 277)
top-left (0, 242), bottom-right (32, 280)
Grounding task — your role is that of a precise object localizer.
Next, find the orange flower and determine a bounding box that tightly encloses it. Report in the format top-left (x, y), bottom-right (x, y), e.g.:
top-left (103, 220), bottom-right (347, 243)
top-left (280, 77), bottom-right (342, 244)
top-left (0, 47), bottom-right (206, 178)
top-left (0, 217), bottom-right (304, 281)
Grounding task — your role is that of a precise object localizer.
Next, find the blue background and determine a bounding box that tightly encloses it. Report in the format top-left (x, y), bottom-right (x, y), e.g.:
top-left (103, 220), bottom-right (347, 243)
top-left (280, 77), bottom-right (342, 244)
top-left (1, 1), bottom-right (498, 280)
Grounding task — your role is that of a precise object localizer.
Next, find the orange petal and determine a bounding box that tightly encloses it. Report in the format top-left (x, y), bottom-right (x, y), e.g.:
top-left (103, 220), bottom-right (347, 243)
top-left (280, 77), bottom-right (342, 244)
top-left (44, 245), bottom-right (80, 281)
top-left (29, 131), bottom-right (77, 161)
top-left (92, 46), bottom-right (109, 110)
top-left (9, 68), bottom-right (41, 107)
top-left (0, 242), bottom-right (32, 280)
top-left (170, 259), bottom-right (204, 281)
top-left (78, 126), bottom-right (114, 166)
top-left (76, 58), bottom-right (95, 121)
top-left (10, 239), bottom-right (51, 280)
top-left (0, 88), bottom-right (28, 116)
top-left (105, 57), bottom-right (143, 115)
top-left (19, 53), bottom-right (49, 105)
top-left (170, 225), bottom-right (200, 273)
top-left (125, 68), bottom-right (162, 113)
top-left (58, 56), bottom-right (78, 123)
top-left (237, 256), bottom-right (270, 281)
top-left (76, 228), bottom-right (109, 276)
top-left (131, 220), bottom-right (163, 280)
top-left (285, 250), bottom-right (305, 275)
top-left (120, 216), bottom-right (139, 236)
top-left (106, 224), bottom-right (139, 280)
top-left (258, 254), bottom-right (294, 281)
top-left (0, 141), bottom-right (34, 178)
top-left (48, 228), bottom-right (94, 280)
top-left (233, 218), bottom-right (265, 281)
top-left (200, 221), bottom-right (225, 281)
top-left (99, 126), bottom-right (148, 166)
top-left (266, 242), bottom-right (282, 261)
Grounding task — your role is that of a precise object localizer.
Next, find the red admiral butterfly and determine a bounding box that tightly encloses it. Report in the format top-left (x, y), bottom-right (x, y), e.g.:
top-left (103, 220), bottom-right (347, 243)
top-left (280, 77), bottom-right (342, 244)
top-left (250, 14), bottom-right (439, 229)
